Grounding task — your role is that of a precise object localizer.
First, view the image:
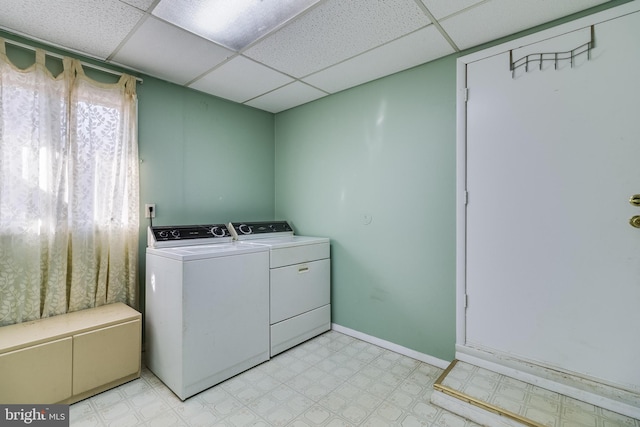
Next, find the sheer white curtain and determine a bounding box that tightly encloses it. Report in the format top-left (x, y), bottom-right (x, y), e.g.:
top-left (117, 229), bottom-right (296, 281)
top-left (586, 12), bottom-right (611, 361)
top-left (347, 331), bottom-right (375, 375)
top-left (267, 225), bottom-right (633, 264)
top-left (0, 40), bottom-right (139, 326)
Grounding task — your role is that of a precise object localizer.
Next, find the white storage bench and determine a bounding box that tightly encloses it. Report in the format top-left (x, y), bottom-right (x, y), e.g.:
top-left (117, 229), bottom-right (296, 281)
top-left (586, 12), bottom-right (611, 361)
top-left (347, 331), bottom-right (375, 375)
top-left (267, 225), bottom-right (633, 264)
top-left (0, 302), bottom-right (141, 404)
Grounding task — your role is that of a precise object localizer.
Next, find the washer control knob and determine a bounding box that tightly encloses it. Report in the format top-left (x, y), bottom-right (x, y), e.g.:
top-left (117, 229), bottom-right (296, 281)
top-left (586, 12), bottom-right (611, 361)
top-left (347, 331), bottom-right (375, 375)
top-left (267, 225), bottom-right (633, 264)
top-left (158, 230), bottom-right (169, 238)
top-left (238, 224), bottom-right (252, 235)
top-left (211, 226), bottom-right (225, 237)
top-left (171, 229), bottom-right (180, 238)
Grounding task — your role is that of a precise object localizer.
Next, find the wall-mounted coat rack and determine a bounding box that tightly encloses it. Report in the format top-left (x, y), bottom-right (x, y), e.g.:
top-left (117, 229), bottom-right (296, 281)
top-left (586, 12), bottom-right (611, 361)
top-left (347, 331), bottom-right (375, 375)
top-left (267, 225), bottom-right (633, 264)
top-left (509, 25), bottom-right (595, 78)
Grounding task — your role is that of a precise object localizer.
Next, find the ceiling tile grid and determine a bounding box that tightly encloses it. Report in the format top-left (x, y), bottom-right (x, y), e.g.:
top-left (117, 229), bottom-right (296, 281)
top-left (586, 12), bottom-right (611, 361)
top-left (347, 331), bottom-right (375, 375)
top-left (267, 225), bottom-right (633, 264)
top-left (243, 0), bottom-right (432, 78)
top-left (439, 0), bottom-right (610, 50)
top-left (0, 0), bottom-right (615, 112)
top-left (0, 0), bottom-right (145, 60)
top-left (112, 16), bottom-right (234, 86)
top-left (303, 25), bottom-right (455, 94)
top-left (245, 81), bottom-right (328, 113)
top-left (120, 0), bottom-right (157, 12)
top-left (189, 56), bottom-right (294, 104)
top-left (152, 0), bottom-right (322, 51)
top-left (421, 0), bottom-right (486, 20)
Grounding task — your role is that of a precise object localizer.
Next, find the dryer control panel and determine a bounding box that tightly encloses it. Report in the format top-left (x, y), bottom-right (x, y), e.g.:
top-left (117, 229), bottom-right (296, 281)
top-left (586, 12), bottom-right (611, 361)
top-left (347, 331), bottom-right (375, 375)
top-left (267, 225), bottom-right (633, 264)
top-left (228, 221), bottom-right (293, 240)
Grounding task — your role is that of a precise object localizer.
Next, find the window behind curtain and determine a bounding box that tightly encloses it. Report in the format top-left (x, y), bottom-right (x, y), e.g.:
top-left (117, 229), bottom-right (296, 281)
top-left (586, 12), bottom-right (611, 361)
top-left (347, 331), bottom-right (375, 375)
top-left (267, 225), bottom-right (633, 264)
top-left (0, 43), bottom-right (139, 326)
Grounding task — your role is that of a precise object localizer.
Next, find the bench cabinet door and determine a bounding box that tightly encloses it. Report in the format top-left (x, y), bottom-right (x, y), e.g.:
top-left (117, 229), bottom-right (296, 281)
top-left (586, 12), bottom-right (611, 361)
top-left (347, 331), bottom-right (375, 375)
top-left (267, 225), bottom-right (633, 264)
top-left (72, 319), bottom-right (141, 395)
top-left (0, 337), bottom-right (72, 403)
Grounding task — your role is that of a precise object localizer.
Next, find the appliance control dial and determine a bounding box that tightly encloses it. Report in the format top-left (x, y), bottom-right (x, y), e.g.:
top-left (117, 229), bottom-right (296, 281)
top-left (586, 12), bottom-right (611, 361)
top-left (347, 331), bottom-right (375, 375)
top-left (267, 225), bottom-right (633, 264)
top-left (171, 229), bottom-right (180, 238)
top-left (238, 224), bottom-right (252, 235)
top-left (211, 226), bottom-right (226, 237)
top-left (158, 230), bottom-right (169, 238)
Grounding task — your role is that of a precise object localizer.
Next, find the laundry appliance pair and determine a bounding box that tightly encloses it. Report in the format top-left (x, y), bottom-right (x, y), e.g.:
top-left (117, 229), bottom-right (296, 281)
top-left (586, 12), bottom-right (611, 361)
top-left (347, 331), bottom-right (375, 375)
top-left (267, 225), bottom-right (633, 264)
top-left (145, 221), bottom-right (330, 400)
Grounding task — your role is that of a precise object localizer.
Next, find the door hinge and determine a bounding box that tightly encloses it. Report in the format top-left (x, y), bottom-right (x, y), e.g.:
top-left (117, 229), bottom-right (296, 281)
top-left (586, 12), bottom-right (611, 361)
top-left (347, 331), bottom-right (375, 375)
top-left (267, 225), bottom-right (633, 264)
top-left (464, 87), bottom-right (469, 102)
top-left (464, 294), bottom-right (468, 308)
top-left (464, 190), bottom-right (469, 206)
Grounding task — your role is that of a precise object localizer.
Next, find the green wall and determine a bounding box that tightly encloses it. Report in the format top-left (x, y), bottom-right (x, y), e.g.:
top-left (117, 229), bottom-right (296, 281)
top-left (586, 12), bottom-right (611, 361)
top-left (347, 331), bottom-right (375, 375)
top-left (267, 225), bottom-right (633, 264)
top-left (137, 77), bottom-right (275, 226)
top-left (275, 56), bottom-right (457, 361)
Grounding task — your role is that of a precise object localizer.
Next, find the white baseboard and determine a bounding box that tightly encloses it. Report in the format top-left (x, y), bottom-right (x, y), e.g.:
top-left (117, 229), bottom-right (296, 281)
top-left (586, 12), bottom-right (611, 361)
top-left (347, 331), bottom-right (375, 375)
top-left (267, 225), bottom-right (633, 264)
top-left (331, 323), bottom-right (451, 369)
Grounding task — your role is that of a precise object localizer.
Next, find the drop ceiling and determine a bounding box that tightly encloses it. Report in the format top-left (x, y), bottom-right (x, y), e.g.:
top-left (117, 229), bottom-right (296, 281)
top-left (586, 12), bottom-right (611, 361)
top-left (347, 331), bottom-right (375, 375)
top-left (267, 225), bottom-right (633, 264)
top-left (0, 0), bottom-right (612, 113)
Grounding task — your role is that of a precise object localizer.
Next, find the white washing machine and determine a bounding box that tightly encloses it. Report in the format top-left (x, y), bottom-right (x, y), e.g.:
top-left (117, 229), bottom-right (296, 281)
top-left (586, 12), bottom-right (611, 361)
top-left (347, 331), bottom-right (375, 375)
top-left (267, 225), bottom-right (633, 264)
top-left (145, 224), bottom-right (270, 400)
top-left (228, 221), bottom-right (331, 356)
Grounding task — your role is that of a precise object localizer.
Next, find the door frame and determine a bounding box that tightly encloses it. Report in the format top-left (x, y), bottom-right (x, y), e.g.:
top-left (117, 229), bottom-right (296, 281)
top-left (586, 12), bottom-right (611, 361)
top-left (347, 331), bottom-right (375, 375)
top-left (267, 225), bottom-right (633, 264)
top-left (455, 1), bottom-right (640, 418)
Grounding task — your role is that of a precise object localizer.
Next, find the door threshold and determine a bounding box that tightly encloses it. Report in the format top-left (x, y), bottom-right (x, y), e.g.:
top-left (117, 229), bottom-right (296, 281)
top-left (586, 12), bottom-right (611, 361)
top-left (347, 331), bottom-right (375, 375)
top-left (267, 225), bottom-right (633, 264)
top-left (432, 360), bottom-right (640, 427)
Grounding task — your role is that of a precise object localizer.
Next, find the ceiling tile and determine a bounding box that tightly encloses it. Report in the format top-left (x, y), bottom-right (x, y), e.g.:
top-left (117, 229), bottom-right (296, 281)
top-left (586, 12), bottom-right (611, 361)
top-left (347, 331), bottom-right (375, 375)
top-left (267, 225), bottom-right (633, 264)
top-left (243, 0), bottom-right (431, 78)
top-left (304, 26), bottom-right (455, 94)
top-left (0, 0), bottom-right (144, 59)
top-left (120, 0), bottom-right (156, 11)
top-left (189, 56), bottom-right (294, 104)
top-left (441, 0), bottom-right (610, 50)
top-left (112, 16), bottom-right (233, 85)
top-left (245, 82), bottom-right (327, 113)
top-left (421, 0), bottom-right (484, 20)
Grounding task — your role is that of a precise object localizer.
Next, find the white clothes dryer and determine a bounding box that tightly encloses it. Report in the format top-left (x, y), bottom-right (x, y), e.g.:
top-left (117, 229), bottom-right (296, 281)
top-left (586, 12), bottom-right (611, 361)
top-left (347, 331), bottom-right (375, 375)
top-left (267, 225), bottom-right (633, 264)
top-left (145, 224), bottom-right (269, 400)
top-left (228, 221), bottom-right (331, 356)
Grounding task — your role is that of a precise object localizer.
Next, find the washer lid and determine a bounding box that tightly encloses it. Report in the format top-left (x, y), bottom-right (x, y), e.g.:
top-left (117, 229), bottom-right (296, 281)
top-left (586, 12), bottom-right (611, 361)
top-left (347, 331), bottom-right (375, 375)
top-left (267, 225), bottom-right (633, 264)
top-left (146, 242), bottom-right (268, 261)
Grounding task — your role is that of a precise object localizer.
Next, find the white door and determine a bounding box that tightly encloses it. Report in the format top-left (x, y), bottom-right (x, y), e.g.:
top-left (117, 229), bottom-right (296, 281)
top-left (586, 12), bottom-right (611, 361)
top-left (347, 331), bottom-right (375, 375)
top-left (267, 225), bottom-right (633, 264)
top-left (464, 9), bottom-right (640, 391)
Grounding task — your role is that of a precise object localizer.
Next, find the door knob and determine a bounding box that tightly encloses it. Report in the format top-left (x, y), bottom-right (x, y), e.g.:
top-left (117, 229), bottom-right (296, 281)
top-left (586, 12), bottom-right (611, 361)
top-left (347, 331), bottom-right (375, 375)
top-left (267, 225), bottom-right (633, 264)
top-left (630, 216), bottom-right (640, 228)
top-left (630, 194), bottom-right (640, 206)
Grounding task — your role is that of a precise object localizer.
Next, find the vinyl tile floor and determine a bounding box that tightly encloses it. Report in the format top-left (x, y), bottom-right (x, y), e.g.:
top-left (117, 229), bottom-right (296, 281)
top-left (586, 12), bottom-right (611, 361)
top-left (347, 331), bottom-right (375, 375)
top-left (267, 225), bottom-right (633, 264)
top-left (70, 331), bottom-right (483, 427)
